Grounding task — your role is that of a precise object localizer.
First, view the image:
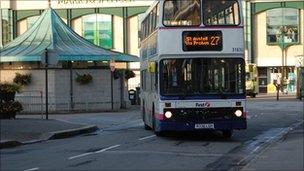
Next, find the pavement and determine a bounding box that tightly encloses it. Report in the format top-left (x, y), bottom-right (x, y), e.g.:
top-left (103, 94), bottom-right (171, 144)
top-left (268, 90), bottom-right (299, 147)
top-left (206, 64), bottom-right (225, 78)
top-left (245, 93), bottom-right (304, 170)
top-left (242, 121), bottom-right (304, 171)
top-left (0, 118), bottom-right (98, 149)
top-left (248, 92), bottom-right (301, 101)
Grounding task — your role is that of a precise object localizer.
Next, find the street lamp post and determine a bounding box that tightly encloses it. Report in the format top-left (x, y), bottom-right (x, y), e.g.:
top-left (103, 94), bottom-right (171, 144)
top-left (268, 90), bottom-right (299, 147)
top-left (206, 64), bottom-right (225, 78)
top-left (69, 61), bottom-right (74, 110)
top-left (45, 48), bottom-right (49, 120)
top-left (110, 60), bottom-right (115, 111)
top-left (278, 27), bottom-right (291, 98)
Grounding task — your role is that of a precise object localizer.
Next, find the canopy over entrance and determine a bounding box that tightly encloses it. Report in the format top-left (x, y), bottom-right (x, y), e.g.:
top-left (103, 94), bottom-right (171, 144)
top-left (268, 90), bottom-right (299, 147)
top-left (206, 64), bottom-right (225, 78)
top-left (0, 8), bottom-right (139, 63)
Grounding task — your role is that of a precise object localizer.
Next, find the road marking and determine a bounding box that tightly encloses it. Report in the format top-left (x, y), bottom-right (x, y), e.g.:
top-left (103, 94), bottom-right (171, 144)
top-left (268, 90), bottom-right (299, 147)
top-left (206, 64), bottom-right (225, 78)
top-left (68, 144), bottom-right (121, 160)
top-left (138, 135), bottom-right (156, 141)
top-left (95, 145), bottom-right (121, 154)
top-left (68, 152), bottom-right (93, 160)
top-left (24, 168), bottom-right (39, 171)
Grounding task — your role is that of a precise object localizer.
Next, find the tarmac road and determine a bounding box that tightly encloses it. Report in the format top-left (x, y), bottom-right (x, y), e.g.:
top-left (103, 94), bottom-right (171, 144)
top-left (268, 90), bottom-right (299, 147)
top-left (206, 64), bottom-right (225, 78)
top-left (0, 98), bottom-right (303, 171)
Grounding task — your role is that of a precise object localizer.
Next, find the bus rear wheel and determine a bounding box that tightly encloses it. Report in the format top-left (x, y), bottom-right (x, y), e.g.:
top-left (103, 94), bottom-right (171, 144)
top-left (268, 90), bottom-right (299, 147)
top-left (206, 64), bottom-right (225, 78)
top-left (222, 130), bottom-right (233, 139)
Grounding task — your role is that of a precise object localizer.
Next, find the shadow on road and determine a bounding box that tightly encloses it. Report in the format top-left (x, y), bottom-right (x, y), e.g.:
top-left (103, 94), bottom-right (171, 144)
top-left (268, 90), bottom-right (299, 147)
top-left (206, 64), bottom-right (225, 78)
top-left (156, 130), bottom-right (237, 142)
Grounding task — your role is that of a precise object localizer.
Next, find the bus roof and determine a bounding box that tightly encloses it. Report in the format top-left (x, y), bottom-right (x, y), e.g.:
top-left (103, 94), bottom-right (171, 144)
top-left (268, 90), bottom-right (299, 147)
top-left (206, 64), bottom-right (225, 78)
top-left (139, 0), bottom-right (159, 24)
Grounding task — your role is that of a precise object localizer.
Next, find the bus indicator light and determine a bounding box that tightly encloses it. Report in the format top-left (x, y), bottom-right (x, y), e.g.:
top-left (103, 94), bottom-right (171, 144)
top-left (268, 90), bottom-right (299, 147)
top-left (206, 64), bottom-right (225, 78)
top-left (182, 31), bottom-right (223, 51)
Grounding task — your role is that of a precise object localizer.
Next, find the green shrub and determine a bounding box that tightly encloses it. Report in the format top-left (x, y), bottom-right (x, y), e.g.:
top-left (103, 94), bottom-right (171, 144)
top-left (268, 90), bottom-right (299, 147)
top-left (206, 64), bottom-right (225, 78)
top-left (114, 69), bottom-right (124, 80)
top-left (0, 101), bottom-right (23, 119)
top-left (114, 69), bottom-right (136, 80)
top-left (76, 73), bottom-right (93, 85)
top-left (13, 73), bottom-right (32, 86)
top-left (125, 69), bottom-right (136, 80)
top-left (0, 83), bottom-right (21, 93)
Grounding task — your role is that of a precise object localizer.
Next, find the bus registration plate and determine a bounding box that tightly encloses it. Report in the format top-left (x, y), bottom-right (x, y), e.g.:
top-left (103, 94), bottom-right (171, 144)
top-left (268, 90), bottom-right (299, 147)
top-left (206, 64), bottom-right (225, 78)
top-left (195, 124), bottom-right (214, 129)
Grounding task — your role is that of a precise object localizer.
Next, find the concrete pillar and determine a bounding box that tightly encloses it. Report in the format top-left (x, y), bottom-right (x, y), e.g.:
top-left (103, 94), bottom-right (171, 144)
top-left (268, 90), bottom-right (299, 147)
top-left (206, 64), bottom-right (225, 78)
top-left (0, 9), bottom-right (3, 48)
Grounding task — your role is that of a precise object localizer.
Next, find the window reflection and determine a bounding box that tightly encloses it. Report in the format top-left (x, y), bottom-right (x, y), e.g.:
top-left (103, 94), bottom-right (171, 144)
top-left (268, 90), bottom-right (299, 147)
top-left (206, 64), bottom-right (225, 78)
top-left (163, 0), bottom-right (201, 26)
top-left (1, 9), bottom-right (12, 47)
top-left (82, 14), bottom-right (113, 49)
top-left (203, 0), bottom-right (240, 26)
top-left (267, 8), bottom-right (299, 44)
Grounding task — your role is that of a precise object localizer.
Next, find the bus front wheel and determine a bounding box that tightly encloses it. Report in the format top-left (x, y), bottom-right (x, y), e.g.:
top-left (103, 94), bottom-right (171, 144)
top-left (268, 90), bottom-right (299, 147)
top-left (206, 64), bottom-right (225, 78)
top-left (144, 115), bottom-right (151, 130)
top-left (143, 106), bottom-right (151, 130)
top-left (142, 101), bottom-right (151, 130)
top-left (222, 130), bottom-right (233, 138)
top-left (152, 105), bottom-right (163, 136)
top-left (144, 123), bottom-right (151, 130)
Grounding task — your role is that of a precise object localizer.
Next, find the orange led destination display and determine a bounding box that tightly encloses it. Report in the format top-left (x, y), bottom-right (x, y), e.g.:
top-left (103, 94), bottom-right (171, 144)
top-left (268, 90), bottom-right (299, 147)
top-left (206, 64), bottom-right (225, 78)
top-left (182, 31), bottom-right (223, 51)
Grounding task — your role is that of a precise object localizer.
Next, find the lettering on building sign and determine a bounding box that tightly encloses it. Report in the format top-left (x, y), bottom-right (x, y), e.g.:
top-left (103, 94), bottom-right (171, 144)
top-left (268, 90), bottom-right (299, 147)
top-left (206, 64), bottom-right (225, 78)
top-left (58, 0), bottom-right (134, 4)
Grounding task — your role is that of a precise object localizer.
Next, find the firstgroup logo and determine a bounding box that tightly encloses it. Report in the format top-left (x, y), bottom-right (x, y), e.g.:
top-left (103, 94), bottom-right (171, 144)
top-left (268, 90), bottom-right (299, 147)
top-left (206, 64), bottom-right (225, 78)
top-left (195, 102), bottom-right (211, 108)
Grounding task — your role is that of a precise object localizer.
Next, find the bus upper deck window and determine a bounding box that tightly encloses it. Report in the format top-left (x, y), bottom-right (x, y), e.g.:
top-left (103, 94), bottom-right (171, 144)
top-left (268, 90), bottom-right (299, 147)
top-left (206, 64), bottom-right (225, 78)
top-left (163, 0), bottom-right (201, 26)
top-left (203, 0), bottom-right (240, 26)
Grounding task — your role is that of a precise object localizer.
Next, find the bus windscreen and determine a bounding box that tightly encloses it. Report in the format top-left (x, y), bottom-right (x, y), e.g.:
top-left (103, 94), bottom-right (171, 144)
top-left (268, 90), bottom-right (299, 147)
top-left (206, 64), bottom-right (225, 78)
top-left (203, 0), bottom-right (240, 26)
top-left (160, 58), bottom-right (244, 96)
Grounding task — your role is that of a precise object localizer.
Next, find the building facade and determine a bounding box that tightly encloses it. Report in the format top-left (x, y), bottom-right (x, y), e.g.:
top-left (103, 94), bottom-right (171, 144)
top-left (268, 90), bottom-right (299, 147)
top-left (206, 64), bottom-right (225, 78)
top-left (2, 0), bottom-right (304, 94)
top-left (0, 0), bottom-right (153, 90)
top-left (244, 0), bottom-right (304, 93)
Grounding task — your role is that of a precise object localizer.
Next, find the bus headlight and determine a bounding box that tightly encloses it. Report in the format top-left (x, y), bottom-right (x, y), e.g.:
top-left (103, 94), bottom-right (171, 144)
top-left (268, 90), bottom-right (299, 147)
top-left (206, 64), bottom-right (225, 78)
top-left (165, 111), bottom-right (172, 119)
top-left (234, 110), bottom-right (243, 117)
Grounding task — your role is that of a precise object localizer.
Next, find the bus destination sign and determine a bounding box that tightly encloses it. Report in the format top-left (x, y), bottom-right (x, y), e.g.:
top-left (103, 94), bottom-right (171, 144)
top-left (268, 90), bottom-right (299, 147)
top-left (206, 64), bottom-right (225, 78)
top-left (182, 31), bottom-right (223, 51)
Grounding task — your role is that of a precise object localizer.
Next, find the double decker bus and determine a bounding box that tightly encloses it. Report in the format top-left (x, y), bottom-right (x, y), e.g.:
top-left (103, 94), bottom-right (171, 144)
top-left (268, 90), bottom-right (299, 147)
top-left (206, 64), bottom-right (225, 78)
top-left (140, 0), bottom-right (246, 138)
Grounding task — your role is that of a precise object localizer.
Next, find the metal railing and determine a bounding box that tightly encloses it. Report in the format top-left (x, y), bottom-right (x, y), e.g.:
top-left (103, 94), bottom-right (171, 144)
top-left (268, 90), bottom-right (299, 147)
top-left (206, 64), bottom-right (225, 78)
top-left (15, 91), bottom-right (44, 117)
top-left (15, 91), bottom-right (122, 114)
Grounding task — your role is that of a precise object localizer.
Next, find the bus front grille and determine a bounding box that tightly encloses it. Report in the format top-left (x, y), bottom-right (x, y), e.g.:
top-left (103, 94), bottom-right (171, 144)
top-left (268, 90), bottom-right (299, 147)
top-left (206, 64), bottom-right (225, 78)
top-left (164, 107), bottom-right (243, 121)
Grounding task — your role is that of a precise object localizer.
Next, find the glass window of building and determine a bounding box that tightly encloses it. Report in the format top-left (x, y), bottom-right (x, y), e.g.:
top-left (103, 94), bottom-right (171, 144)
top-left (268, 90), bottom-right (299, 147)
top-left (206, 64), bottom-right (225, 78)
top-left (82, 14), bottom-right (113, 49)
top-left (266, 8), bottom-right (299, 44)
top-left (1, 9), bottom-right (13, 47)
top-left (203, 0), bottom-right (240, 26)
top-left (163, 0), bottom-right (201, 26)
